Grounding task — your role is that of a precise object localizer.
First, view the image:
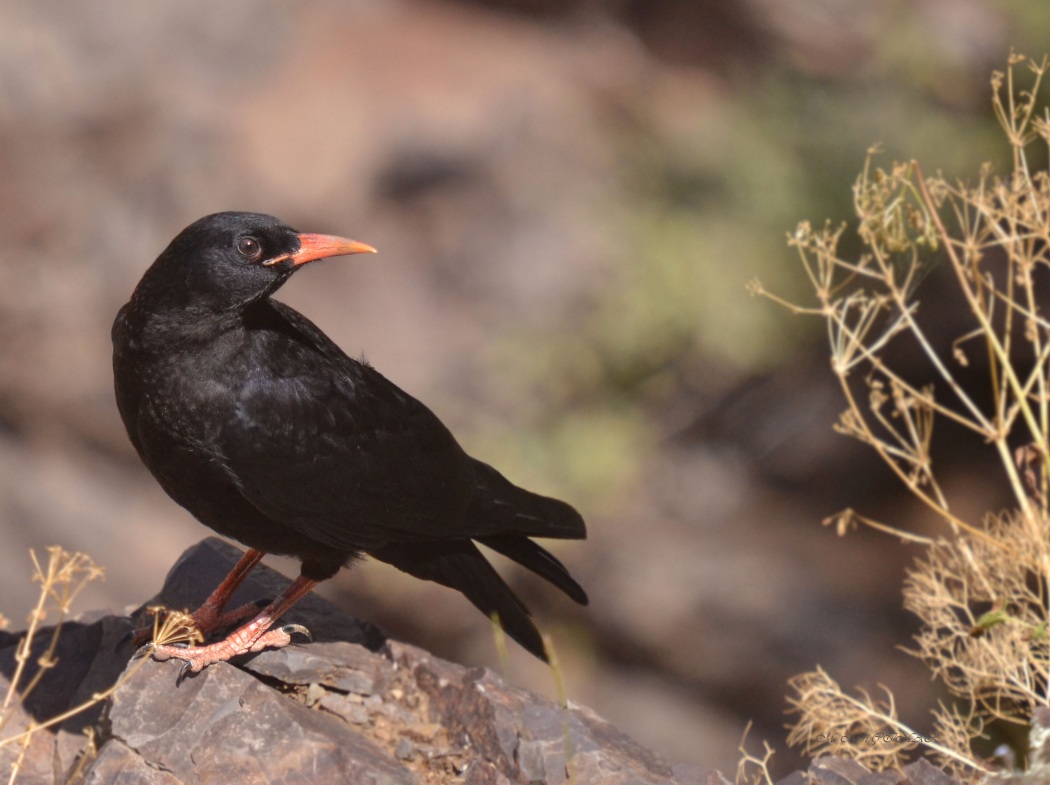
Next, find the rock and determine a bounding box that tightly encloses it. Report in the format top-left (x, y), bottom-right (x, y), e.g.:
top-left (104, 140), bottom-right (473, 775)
top-left (402, 639), bottom-right (690, 784)
top-left (246, 641), bottom-right (391, 696)
top-left (900, 759), bottom-right (958, 785)
top-left (810, 756), bottom-right (878, 785)
top-left (80, 741), bottom-right (185, 785)
top-left (0, 538), bottom-right (971, 784)
top-left (775, 771), bottom-right (809, 785)
top-left (803, 758), bottom-right (956, 785)
top-left (0, 538), bottom-right (718, 783)
top-left (104, 655), bottom-right (414, 784)
top-left (680, 767), bottom-right (733, 785)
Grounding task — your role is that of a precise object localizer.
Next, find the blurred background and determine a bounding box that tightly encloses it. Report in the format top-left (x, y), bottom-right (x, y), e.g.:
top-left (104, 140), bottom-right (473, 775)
top-left (1, 0), bottom-right (1047, 776)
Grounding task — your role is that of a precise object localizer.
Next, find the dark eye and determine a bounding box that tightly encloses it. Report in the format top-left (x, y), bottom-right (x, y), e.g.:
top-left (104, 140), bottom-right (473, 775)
top-left (237, 236), bottom-right (263, 260)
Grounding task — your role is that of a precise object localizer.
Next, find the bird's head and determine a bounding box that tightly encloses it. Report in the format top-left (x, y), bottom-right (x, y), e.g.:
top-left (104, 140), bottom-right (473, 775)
top-left (135, 212), bottom-right (376, 314)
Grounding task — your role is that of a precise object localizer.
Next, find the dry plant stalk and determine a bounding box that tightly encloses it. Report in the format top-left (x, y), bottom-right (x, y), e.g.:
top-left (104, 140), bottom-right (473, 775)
top-left (143, 605), bottom-right (204, 650)
top-left (0, 546), bottom-right (105, 782)
top-left (737, 722), bottom-right (777, 785)
top-left (0, 549), bottom-right (202, 783)
top-left (0, 547), bottom-right (105, 725)
top-left (752, 53), bottom-right (1050, 779)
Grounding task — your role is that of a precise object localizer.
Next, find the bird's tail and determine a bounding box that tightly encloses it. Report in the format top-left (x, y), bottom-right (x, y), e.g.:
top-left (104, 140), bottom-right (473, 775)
top-left (476, 534), bottom-right (588, 605)
top-left (371, 460), bottom-right (588, 661)
top-left (370, 540), bottom-right (555, 661)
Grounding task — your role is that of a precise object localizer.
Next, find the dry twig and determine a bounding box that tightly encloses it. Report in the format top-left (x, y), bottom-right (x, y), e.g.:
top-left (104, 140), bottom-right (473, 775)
top-left (758, 53), bottom-right (1050, 780)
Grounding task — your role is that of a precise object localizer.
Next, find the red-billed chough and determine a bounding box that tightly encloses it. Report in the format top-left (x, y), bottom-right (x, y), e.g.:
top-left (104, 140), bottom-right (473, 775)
top-left (112, 211), bottom-right (587, 674)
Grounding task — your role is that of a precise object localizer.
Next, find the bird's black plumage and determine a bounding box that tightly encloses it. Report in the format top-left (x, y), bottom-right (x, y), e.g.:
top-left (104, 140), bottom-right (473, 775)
top-left (113, 212), bottom-right (587, 661)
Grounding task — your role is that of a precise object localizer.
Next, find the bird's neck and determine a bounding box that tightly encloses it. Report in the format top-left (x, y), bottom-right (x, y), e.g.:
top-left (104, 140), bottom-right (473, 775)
top-left (127, 258), bottom-right (286, 324)
top-left (120, 296), bottom-right (250, 355)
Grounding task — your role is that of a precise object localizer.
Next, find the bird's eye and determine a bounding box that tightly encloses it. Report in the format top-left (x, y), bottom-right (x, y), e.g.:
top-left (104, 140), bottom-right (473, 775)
top-left (237, 236), bottom-right (263, 260)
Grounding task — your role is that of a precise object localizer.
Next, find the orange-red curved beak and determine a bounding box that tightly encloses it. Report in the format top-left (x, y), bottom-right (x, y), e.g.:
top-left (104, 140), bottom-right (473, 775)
top-left (290, 233), bottom-right (377, 266)
top-left (264, 233), bottom-right (377, 266)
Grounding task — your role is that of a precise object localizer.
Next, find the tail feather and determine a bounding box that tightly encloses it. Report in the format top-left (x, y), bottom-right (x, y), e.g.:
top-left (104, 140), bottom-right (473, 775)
top-left (370, 540), bottom-right (549, 661)
top-left (368, 461), bottom-right (588, 661)
top-left (478, 534), bottom-right (588, 605)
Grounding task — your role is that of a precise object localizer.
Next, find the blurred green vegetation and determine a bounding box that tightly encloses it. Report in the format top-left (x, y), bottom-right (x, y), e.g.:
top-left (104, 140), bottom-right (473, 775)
top-left (470, 5), bottom-right (1050, 511)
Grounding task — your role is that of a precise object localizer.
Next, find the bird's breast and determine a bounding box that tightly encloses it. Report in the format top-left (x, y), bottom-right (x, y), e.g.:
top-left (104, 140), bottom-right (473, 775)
top-left (115, 335), bottom-right (244, 456)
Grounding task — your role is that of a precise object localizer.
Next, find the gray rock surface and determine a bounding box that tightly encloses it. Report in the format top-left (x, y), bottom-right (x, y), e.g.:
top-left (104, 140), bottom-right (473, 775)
top-left (0, 538), bottom-right (722, 784)
top-left (798, 757), bottom-right (957, 785)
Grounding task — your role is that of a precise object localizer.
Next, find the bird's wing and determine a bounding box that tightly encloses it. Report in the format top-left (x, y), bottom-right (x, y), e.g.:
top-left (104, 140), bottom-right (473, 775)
top-left (464, 459), bottom-right (586, 540)
top-left (213, 301), bottom-right (477, 552)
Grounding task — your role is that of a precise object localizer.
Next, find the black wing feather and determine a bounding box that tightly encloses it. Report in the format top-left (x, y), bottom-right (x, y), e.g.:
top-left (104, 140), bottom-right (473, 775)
top-left (465, 460), bottom-right (586, 540)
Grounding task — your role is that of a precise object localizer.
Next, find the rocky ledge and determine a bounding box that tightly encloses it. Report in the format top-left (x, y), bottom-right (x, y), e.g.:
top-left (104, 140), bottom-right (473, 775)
top-left (0, 538), bottom-right (722, 784)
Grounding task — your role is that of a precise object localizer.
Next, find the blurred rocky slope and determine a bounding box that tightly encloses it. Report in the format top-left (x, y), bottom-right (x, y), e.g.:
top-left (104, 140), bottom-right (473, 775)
top-left (0, 0), bottom-right (1040, 775)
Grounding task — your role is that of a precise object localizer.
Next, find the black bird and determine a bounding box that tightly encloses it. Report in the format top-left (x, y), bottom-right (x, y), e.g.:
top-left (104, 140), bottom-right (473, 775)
top-left (112, 211), bottom-right (587, 672)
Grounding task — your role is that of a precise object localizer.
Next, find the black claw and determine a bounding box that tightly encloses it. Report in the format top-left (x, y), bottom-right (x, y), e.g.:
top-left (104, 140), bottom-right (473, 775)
top-left (282, 623), bottom-right (312, 642)
top-left (132, 642), bottom-right (155, 660)
top-left (175, 660), bottom-right (194, 686)
top-left (254, 597), bottom-right (273, 609)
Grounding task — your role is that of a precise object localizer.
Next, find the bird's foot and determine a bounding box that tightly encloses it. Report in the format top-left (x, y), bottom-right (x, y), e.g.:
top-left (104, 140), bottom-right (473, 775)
top-left (144, 573), bottom-right (319, 682)
top-left (196, 598), bottom-right (274, 636)
top-left (151, 623), bottom-right (312, 681)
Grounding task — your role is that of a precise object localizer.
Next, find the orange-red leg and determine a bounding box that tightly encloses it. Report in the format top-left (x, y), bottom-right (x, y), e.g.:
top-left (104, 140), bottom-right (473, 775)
top-left (190, 547), bottom-right (266, 633)
top-left (134, 547), bottom-right (266, 646)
